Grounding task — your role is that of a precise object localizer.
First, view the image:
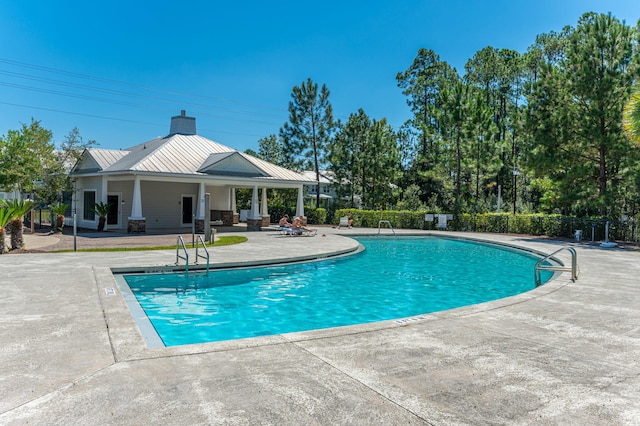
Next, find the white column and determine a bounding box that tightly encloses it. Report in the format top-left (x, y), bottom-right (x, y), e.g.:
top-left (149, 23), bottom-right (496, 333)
top-left (260, 187), bottom-right (268, 217)
top-left (196, 182), bottom-right (206, 220)
top-left (296, 185), bottom-right (305, 217)
top-left (230, 188), bottom-right (237, 213)
top-left (129, 176), bottom-right (144, 219)
top-left (250, 185), bottom-right (260, 219)
top-left (101, 176), bottom-right (108, 204)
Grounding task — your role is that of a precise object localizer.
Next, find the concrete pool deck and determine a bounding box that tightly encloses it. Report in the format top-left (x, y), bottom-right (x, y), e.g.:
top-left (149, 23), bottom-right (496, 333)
top-left (1, 227), bottom-right (639, 424)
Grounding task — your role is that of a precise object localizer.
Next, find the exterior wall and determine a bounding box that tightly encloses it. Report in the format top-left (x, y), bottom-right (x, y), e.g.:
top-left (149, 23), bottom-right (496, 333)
top-left (205, 186), bottom-right (234, 225)
top-left (73, 177), bottom-right (237, 230)
top-left (0, 190), bottom-right (20, 201)
top-left (75, 176), bottom-right (103, 229)
top-left (208, 186), bottom-right (230, 210)
top-left (107, 181), bottom-right (134, 229)
top-left (141, 181), bottom-right (199, 228)
top-left (75, 174), bottom-right (295, 230)
top-left (304, 182), bottom-right (337, 200)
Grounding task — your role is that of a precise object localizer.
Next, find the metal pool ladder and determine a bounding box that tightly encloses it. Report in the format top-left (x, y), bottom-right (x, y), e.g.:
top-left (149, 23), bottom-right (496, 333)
top-left (534, 246), bottom-right (578, 287)
top-left (194, 235), bottom-right (210, 273)
top-left (378, 220), bottom-right (396, 236)
top-left (176, 236), bottom-right (189, 272)
top-left (175, 235), bottom-right (210, 273)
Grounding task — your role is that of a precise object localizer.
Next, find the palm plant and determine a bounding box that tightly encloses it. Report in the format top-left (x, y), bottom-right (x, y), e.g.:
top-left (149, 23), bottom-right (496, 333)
top-left (3, 199), bottom-right (35, 251)
top-left (0, 202), bottom-right (17, 254)
top-left (91, 202), bottom-right (111, 231)
top-left (623, 87), bottom-right (640, 144)
top-left (50, 203), bottom-right (69, 233)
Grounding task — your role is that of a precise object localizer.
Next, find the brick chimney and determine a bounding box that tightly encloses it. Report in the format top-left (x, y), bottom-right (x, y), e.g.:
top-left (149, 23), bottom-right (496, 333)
top-left (169, 110), bottom-right (196, 135)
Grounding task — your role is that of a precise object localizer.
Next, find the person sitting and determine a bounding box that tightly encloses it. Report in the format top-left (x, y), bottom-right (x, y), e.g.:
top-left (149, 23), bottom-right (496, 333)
top-left (292, 216), bottom-right (314, 234)
top-left (337, 213), bottom-right (353, 229)
top-left (279, 214), bottom-right (292, 228)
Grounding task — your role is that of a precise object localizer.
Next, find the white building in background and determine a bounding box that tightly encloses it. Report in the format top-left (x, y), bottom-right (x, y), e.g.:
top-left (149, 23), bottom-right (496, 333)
top-left (302, 170), bottom-right (363, 208)
top-left (0, 189), bottom-right (21, 202)
top-left (302, 170), bottom-right (339, 206)
top-left (70, 111), bottom-right (314, 232)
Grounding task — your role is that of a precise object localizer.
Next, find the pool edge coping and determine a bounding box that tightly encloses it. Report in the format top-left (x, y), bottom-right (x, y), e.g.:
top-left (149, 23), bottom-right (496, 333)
top-left (98, 233), bottom-right (572, 361)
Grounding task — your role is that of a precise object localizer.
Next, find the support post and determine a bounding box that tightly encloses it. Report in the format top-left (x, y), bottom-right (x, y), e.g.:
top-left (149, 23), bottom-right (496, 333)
top-left (195, 182), bottom-right (206, 233)
top-left (247, 185), bottom-right (262, 231)
top-left (260, 187), bottom-right (270, 226)
top-left (127, 176), bottom-right (146, 233)
top-left (230, 187), bottom-right (239, 224)
top-left (296, 186), bottom-right (305, 218)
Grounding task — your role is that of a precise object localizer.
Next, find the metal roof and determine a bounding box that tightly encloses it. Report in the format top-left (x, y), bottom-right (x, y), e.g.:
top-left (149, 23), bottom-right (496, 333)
top-left (73, 133), bottom-right (313, 184)
top-left (90, 149), bottom-right (129, 169)
top-left (301, 170), bottom-right (338, 184)
top-left (242, 153), bottom-right (316, 182)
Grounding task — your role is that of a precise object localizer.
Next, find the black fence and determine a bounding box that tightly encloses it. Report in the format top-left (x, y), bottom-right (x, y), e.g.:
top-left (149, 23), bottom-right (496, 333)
top-left (22, 208), bottom-right (53, 230)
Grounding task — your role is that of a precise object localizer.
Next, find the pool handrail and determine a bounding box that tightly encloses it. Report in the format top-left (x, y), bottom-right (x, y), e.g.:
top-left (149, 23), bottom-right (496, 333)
top-left (378, 220), bottom-right (396, 236)
top-left (534, 246), bottom-right (578, 287)
top-left (195, 235), bottom-right (210, 273)
top-left (176, 236), bottom-right (189, 272)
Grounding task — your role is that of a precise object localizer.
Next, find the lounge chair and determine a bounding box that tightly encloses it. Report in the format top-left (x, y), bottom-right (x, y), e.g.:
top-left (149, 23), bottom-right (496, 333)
top-left (280, 226), bottom-right (317, 236)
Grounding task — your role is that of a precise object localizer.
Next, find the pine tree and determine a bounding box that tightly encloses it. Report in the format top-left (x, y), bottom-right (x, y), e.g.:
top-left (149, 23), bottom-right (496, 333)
top-left (279, 78), bottom-right (335, 207)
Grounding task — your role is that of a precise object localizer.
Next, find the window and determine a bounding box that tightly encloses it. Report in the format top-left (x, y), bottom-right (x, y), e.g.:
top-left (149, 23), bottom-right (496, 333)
top-left (83, 191), bottom-right (96, 221)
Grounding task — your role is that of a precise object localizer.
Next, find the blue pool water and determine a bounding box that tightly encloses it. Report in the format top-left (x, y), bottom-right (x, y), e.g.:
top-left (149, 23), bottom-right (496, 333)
top-left (122, 237), bottom-right (552, 346)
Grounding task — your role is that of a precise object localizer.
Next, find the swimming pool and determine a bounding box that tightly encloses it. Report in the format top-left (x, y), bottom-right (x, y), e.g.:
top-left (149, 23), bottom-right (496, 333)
top-left (120, 236), bottom-right (553, 347)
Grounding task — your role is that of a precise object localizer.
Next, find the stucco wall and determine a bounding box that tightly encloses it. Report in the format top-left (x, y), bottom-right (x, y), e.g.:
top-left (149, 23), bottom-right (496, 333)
top-left (208, 186), bottom-right (230, 210)
top-left (75, 176), bottom-right (102, 229)
top-left (142, 181), bottom-right (199, 228)
top-left (107, 181), bottom-right (133, 229)
top-left (74, 177), bottom-right (238, 230)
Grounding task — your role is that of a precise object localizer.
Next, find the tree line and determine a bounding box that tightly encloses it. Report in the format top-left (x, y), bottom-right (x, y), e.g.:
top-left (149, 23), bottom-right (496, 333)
top-left (3, 12), bottom-right (640, 222)
top-left (258, 12), bottom-right (640, 220)
top-left (0, 122), bottom-right (96, 204)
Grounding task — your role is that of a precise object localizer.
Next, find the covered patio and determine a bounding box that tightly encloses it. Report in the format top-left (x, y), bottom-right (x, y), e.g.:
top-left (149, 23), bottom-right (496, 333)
top-left (70, 111), bottom-right (313, 233)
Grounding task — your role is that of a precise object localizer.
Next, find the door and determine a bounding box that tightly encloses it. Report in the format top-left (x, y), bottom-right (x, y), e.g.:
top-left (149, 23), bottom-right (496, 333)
top-left (107, 194), bottom-right (119, 226)
top-left (181, 195), bottom-right (194, 225)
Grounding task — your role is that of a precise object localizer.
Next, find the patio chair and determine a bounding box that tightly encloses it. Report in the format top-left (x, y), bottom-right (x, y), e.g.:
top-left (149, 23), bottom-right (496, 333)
top-left (336, 216), bottom-right (351, 229)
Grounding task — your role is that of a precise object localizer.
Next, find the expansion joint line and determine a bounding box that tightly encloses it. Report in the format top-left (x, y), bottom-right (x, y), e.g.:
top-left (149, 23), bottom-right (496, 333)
top-left (92, 266), bottom-right (119, 364)
top-left (291, 340), bottom-right (436, 426)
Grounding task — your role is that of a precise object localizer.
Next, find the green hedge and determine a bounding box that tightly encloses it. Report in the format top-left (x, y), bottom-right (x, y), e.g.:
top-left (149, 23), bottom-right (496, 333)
top-left (332, 210), bottom-right (639, 241)
top-left (268, 205), bottom-right (294, 224)
top-left (305, 207), bottom-right (327, 225)
top-left (269, 206), bottom-right (327, 225)
top-left (269, 207), bottom-right (637, 241)
top-left (334, 209), bottom-right (435, 230)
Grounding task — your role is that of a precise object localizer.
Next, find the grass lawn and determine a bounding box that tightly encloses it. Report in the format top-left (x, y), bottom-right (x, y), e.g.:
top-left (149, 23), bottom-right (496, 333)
top-left (51, 235), bottom-right (247, 253)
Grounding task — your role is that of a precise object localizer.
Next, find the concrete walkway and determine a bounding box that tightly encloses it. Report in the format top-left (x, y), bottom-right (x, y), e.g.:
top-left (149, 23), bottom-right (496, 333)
top-left (1, 228), bottom-right (639, 425)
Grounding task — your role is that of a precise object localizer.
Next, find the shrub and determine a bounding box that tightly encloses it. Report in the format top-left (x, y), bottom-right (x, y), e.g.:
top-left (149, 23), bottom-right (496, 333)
top-left (329, 209), bottom-right (639, 242)
top-left (304, 207), bottom-right (327, 225)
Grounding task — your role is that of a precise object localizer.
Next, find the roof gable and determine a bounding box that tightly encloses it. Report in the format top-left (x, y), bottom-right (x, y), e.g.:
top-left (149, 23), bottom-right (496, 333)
top-left (71, 148), bottom-right (128, 173)
top-left (198, 152), bottom-right (269, 177)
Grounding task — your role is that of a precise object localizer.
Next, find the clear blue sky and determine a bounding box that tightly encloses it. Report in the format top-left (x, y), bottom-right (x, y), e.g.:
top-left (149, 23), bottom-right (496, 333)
top-left (0, 1), bottom-right (638, 152)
